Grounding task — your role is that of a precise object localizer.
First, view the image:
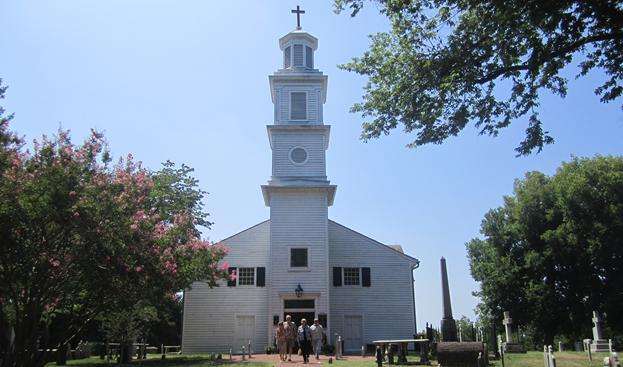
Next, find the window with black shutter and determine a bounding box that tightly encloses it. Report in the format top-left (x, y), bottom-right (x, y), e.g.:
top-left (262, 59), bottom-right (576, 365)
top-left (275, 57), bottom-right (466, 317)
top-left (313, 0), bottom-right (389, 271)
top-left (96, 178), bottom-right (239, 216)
top-left (362, 267), bottom-right (371, 287)
top-left (318, 313), bottom-right (327, 328)
top-left (256, 267), bottom-right (265, 287)
top-left (333, 267), bottom-right (342, 287)
top-left (227, 267), bottom-right (237, 287)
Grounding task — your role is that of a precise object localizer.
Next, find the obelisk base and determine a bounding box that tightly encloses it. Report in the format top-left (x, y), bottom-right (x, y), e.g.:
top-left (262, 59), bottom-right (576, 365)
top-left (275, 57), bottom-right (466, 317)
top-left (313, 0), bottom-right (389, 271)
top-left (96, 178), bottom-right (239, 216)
top-left (590, 340), bottom-right (609, 353)
top-left (440, 318), bottom-right (458, 342)
top-left (502, 342), bottom-right (525, 353)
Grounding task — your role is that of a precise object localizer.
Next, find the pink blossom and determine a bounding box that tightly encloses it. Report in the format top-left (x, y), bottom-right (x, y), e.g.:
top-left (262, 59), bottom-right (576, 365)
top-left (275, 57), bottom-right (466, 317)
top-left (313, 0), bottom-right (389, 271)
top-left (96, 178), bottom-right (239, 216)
top-left (49, 259), bottom-right (61, 268)
top-left (72, 212), bottom-right (80, 219)
top-left (220, 261), bottom-right (229, 271)
top-left (135, 266), bottom-right (143, 273)
top-left (69, 191), bottom-right (76, 197)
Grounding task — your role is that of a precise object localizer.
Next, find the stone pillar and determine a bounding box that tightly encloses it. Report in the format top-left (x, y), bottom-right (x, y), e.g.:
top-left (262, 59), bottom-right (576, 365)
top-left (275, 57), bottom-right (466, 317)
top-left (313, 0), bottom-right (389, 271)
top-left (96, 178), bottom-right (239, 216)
top-left (590, 311), bottom-right (610, 352)
top-left (440, 257), bottom-right (458, 342)
top-left (503, 312), bottom-right (513, 343)
top-left (592, 311), bottom-right (604, 340)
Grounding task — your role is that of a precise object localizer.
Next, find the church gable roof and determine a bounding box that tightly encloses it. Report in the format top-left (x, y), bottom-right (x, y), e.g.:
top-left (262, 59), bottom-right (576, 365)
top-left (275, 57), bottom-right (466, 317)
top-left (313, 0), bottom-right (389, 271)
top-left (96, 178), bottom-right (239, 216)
top-left (328, 220), bottom-right (420, 267)
top-left (217, 219), bottom-right (270, 243)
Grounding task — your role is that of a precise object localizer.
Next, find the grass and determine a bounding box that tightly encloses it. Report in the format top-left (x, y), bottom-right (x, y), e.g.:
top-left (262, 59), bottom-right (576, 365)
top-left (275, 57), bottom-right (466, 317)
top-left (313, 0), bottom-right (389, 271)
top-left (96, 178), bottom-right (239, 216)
top-left (49, 353), bottom-right (430, 367)
top-left (47, 355), bottom-right (272, 367)
top-left (491, 351), bottom-right (612, 367)
top-left (50, 351), bottom-right (614, 367)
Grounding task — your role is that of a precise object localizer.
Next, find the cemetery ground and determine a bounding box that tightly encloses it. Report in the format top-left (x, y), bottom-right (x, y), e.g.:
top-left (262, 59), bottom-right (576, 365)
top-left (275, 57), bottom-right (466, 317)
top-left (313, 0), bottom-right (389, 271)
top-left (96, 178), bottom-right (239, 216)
top-left (493, 351), bottom-right (612, 367)
top-left (46, 351), bottom-right (615, 367)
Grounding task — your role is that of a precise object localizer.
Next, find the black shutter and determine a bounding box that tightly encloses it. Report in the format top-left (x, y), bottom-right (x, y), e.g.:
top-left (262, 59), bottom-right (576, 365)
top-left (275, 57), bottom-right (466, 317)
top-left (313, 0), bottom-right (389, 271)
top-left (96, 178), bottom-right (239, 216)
top-left (362, 267), bottom-right (371, 287)
top-left (256, 267), bottom-right (265, 287)
top-left (318, 313), bottom-right (327, 328)
top-left (333, 267), bottom-right (342, 287)
top-left (227, 267), bottom-right (237, 287)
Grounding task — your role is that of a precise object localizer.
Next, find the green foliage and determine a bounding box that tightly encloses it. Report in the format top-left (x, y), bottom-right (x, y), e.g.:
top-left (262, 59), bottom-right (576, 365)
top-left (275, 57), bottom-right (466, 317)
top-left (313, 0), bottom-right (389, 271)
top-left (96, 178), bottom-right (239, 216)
top-left (0, 83), bottom-right (230, 367)
top-left (334, 0), bottom-right (623, 155)
top-left (467, 156), bottom-right (623, 345)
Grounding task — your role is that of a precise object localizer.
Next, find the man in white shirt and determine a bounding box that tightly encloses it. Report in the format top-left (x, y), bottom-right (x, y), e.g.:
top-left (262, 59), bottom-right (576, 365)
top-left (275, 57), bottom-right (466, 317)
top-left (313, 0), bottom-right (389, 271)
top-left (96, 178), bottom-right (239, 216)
top-left (309, 318), bottom-right (325, 360)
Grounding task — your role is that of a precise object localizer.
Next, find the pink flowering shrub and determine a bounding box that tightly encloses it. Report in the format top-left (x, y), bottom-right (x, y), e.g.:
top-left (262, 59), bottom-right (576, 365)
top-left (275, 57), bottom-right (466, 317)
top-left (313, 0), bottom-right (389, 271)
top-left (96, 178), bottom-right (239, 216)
top-left (0, 82), bottom-right (229, 367)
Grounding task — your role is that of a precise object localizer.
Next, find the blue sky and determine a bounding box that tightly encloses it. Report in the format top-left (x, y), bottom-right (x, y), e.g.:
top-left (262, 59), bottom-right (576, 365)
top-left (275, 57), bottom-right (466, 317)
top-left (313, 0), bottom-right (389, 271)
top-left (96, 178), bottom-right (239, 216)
top-left (2, 1), bottom-right (622, 330)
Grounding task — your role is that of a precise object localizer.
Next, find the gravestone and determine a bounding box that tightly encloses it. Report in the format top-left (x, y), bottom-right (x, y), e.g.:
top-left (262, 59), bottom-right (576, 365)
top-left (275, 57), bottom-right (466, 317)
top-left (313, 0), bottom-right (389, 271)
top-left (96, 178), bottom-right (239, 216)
top-left (440, 257), bottom-right (458, 342)
top-left (435, 257), bottom-right (486, 367)
top-left (501, 311), bottom-right (525, 353)
top-left (591, 311), bottom-right (610, 352)
top-left (437, 342), bottom-right (488, 367)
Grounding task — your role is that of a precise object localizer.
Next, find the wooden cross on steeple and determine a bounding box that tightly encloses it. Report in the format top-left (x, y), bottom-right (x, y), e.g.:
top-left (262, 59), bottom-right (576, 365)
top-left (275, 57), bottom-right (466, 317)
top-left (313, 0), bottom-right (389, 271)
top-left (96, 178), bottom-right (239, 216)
top-left (291, 5), bottom-right (305, 30)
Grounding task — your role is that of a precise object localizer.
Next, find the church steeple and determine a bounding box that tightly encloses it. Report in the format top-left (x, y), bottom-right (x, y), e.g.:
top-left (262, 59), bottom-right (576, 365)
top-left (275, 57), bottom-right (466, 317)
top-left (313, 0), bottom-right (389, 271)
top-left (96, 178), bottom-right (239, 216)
top-left (262, 15), bottom-right (336, 207)
top-left (269, 14), bottom-right (328, 126)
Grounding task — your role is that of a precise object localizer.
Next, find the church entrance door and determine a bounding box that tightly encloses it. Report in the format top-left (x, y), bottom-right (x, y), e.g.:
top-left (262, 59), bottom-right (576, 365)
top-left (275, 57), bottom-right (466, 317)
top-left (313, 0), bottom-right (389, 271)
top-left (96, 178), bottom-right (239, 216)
top-left (283, 298), bottom-right (315, 327)
top-left (284, 312), bottom-right (315, 327)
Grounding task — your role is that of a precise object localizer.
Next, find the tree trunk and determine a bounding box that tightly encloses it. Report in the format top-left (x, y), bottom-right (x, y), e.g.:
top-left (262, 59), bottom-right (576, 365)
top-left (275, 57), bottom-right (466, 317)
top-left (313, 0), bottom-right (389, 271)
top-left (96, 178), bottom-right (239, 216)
top-left (119, 342), bottom-right (132, 364)
top-left (55, 343), bottom-right (68, 366)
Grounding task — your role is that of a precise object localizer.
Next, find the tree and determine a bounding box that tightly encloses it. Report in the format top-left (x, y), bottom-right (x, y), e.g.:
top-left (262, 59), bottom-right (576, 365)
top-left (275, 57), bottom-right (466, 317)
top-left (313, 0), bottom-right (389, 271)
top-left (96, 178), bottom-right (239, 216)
top-left (334, 0), bottom-right (623, 155)
top-left (0, 81), bottom-right (231, 367)
top-left (467, 156), bottom-right (623, 345)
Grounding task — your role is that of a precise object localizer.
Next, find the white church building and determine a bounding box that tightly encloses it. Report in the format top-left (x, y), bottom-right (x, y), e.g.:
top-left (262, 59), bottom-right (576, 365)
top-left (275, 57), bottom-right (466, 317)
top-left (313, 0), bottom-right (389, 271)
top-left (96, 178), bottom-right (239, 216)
top-left (181, 16), bottom-right (420, 354)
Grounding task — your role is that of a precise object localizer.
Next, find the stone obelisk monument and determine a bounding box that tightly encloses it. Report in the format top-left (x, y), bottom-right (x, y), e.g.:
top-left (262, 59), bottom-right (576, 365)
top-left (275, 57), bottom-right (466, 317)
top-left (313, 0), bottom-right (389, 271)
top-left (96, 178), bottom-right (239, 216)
top-left (440, 257), bottom-right (458, 342)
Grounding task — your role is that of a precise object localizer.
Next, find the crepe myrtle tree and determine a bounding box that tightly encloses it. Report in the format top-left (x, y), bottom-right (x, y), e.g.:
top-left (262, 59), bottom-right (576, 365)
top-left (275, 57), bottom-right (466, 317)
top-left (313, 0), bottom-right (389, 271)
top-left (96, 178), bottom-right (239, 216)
top-left (334, 0), bottom-right (623, 155)
top-left (0, 82), bottom-right (233, 367)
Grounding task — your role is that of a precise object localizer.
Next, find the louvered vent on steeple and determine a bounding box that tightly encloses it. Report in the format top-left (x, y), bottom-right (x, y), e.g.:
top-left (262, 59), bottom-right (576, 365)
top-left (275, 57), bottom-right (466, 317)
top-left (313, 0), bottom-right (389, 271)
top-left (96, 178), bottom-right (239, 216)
top-left (293, 44), bottom-right (304, 67)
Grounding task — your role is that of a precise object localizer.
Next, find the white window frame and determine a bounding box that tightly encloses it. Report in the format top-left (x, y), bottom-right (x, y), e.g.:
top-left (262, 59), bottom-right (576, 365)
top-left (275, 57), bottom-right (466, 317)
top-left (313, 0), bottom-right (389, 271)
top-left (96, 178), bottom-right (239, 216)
top-left (289, 246), bottom-right (310, 271)
top-left (289, 91), bottom-right (308, 121)
top-left (237, 267), bottom-right (255, 286)
top-left (288, 146), bottom-right (309, 165)
top-left (343, 267), bottom-right (361, 286)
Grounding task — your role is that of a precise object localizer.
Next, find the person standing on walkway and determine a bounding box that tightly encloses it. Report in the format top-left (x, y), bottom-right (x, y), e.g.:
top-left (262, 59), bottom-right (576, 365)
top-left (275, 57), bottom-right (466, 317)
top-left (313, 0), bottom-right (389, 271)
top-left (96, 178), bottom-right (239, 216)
top-left (309, 318), bottom-right (325, 360)
top-left (284, 315), bottom-right (297, 362)
top-left (276, 322), bottom-right (287, 361)
top-left (297, 318), bottom-right (312, 364)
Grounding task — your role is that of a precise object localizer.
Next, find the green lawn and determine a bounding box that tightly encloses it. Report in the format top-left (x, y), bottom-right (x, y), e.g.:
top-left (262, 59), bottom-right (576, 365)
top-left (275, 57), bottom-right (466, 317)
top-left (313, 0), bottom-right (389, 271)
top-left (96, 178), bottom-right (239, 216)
top-left (50, 351), bottom-right (614, 367)
top-left (47, 355), bottom-right (272, 367)
top-left (491, 351), bottom-right (611, 367)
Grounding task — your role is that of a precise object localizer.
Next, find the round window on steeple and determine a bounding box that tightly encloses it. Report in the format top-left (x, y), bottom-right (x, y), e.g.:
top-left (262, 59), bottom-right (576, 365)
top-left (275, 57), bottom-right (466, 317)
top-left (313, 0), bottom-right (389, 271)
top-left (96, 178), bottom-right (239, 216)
top-left (289, 147), bottom-right (308, 165)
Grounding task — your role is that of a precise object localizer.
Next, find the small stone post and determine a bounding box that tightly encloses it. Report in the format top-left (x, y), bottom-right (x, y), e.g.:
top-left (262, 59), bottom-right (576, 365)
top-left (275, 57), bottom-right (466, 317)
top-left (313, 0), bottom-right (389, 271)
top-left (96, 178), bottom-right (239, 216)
top-left (361, 345), bottom-right (365, 357)
top-left (241, 346), bottom-right (246, 361)
top-left (336, 335), bottom-right (342, 360)
top-left (247, 340), bottom-right (251, 359)
top-left (609, 339), bottom-right (613, 353)
top-left (458, 324), bottom-right (463, 342)
top-left (161, 344), bottom-right (165, 360)
top-left (558, 341), bottom-right (563, 352)
top-left (229, 348), bottom-right (232, 361)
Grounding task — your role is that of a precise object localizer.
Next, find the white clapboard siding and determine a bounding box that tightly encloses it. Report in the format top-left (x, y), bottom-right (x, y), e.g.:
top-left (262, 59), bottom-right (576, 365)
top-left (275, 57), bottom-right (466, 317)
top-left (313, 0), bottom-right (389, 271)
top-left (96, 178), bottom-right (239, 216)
top-left (328, 220), bottom-right (417, 350)
top-left (271, 131), bottom-right (326, 178)
top-left (182, 220), bottom-right (270, 354)
top-left (268, 190), bottom-right (330, 334)
top-left (275, 85), bottom-right (323, 124)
